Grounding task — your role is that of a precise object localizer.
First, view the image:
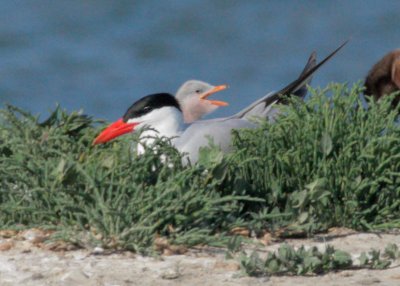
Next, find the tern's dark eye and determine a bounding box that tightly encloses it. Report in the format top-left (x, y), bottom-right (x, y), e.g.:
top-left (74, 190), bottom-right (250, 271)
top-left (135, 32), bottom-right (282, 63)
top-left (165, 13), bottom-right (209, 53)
top-left (143, 106), bottom-right (152, 112)
top-left (195, 89), bottom-right (201, 94)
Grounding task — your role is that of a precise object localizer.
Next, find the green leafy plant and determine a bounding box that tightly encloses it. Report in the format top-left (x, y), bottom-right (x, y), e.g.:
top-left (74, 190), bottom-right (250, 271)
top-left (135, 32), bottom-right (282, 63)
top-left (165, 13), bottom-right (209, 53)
top-left (230, 83), bottom-right (400, 233)
top-left (358, 243), bottom-right (400, 269)
top-left (240, 243), bottom-right (399, 277)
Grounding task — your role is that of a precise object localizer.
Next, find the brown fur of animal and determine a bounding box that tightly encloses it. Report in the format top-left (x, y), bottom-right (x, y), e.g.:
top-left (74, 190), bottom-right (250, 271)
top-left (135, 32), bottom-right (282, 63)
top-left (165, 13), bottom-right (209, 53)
top-left (364, 49), bottom-right (400, 107)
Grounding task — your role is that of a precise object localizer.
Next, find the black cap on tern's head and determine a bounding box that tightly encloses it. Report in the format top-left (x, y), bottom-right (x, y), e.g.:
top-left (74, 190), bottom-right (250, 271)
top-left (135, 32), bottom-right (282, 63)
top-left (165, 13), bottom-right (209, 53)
top-left (93, 93), bottom-right (182, 145)
top-left (122, 93), bottom-right (181, 122)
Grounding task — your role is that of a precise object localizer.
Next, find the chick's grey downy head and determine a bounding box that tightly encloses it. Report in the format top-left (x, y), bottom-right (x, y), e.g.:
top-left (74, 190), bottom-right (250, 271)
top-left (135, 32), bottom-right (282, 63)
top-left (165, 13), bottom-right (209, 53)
top-left (176, 80), bottom-right (228, 123)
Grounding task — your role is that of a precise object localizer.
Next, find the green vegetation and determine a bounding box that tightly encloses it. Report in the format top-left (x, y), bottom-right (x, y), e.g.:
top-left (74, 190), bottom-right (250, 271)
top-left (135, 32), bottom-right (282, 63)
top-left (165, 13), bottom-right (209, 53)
top-left (239, 243), bottom-right (400, 276)
top-left (231, 83), bottom-right (400, 234)
top-left (0, 83), bottom-right (400, 259)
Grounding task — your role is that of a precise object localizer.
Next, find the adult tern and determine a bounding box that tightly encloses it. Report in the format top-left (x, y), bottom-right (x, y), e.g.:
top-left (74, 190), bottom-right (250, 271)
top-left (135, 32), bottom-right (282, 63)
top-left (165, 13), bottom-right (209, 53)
top-left (93, 42), bottom-right (347, 164)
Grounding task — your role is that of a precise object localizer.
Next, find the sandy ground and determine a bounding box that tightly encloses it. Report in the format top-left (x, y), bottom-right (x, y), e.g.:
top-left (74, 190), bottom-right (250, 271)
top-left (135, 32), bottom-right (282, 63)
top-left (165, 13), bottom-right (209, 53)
top-left (1, 230), bottom-right (400, 286)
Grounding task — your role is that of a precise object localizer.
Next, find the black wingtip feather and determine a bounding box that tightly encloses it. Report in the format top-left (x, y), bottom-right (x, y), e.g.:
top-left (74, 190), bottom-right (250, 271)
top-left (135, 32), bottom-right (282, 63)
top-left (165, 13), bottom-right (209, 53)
top-left (277, 40), bottom-right (349, 98)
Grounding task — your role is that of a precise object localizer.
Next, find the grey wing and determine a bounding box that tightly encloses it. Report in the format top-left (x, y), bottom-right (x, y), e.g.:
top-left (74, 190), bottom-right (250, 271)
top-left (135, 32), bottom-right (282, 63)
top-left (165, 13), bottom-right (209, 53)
top-left (174, 119), bottom-right (255, 164)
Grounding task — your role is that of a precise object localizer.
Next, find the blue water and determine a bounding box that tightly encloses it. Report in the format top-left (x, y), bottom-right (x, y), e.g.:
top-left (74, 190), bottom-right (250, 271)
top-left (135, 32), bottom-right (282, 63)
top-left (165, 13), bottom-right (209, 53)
top-left (1, 0), bottom-right (400, 121)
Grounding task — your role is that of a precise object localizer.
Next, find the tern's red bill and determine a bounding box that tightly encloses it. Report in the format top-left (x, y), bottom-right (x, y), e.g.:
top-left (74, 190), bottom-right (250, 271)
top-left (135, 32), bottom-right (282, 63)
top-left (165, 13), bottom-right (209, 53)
top-left (199, 84), bottom-right (229, 106)
top-left (93, 118), bottom-right (139, 145)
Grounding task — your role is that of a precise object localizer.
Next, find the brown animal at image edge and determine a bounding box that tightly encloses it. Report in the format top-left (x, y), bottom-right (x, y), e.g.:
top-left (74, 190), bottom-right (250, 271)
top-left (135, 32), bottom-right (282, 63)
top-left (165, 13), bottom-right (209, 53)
top-left (364, 49), bottom-right (400, 107)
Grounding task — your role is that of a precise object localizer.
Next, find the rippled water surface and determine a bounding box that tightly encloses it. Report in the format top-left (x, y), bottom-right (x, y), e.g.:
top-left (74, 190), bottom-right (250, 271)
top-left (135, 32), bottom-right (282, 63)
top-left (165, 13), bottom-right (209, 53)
top-left (1, 1), bottom-right (400, 120)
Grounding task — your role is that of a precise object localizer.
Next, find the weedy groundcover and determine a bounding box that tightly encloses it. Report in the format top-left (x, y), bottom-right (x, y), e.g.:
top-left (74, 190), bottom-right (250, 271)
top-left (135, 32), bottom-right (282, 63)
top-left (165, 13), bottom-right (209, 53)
top-left (0, 83), bottom-right (400, 255)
